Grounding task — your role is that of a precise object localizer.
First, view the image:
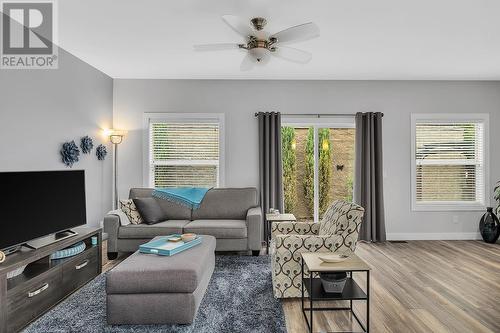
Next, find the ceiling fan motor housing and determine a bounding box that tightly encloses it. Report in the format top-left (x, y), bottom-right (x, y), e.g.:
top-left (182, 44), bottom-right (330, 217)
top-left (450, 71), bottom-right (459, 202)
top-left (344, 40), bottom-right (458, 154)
top-left (250, 17), bottom-right (267, 31)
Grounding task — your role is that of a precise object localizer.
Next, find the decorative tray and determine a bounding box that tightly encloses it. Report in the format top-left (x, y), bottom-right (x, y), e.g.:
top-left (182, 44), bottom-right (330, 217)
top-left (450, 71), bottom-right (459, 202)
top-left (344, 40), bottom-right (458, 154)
top-left (139, 234), bottom-right (202, 256)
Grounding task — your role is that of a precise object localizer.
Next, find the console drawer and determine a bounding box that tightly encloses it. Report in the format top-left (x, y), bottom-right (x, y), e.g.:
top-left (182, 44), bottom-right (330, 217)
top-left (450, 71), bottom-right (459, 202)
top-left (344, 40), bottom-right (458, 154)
top-left (62, 246), bottom-right (98, 293)
top-left (7, 267), bottom-right (63, 332)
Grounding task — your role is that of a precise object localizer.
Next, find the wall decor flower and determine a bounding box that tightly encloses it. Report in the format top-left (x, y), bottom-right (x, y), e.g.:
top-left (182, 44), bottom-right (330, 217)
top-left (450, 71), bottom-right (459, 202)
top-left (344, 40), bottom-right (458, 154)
top-left (80, 136), bottom-right (94, 154)
top-left (61, 140), bottom-right (80, 167)
top-left (96, 144), bottom-right (107, 161)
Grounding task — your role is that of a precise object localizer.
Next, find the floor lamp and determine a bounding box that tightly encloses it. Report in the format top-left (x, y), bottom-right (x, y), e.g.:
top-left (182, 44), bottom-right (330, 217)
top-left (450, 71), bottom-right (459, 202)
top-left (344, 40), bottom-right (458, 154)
top-left (107, 129), bottom-right (127, 210)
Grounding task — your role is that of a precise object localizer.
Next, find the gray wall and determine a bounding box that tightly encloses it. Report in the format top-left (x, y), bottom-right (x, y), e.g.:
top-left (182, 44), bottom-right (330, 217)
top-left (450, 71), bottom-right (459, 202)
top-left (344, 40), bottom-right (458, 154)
top-left (0, 48), bottom-right (114, 227)
top-left (113, 80), bottom-right (500, 239)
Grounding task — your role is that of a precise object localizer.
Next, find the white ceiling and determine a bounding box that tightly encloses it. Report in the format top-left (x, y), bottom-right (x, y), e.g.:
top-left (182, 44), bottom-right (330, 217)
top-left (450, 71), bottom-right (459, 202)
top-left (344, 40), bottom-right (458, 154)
top-left (59, 0), bottom-right (500, 80)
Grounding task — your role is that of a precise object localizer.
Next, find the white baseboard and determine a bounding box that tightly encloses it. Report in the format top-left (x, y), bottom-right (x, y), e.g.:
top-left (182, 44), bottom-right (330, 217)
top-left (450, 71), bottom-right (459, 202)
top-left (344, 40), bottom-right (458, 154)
top-left (387, 232), bottom-right (481, 240)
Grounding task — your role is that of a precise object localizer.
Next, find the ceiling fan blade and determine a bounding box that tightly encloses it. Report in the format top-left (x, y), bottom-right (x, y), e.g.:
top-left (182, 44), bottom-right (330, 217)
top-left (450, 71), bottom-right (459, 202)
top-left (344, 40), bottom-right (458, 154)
top-left (272, 46), bottom-right (312, 64)
top-left (270, 22), bottom-right (319, 44)
top-left (240, 53), bottom-right (255, 71)
top-left (193, 43), bottom-right (241, 51)
top-left (222, 15), bottom-right (253, 38)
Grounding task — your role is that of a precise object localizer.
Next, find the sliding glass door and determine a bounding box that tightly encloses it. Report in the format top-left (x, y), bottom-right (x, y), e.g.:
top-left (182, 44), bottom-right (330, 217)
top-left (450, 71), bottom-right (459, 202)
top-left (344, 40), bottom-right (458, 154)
top-left (281, 118), bottom-right (355, 222)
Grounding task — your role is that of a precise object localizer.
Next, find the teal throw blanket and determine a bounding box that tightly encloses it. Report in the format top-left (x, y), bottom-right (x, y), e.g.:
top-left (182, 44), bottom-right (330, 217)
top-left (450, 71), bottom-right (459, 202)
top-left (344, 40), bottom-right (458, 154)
top-left (152, 187), bottom-right (211, 210)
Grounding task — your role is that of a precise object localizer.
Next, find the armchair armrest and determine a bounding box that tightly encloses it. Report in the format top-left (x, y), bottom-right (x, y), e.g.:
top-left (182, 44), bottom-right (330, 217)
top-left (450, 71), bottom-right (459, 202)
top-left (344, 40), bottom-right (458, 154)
top-left (271, 222), bottom-right (320, 239)
top-left (246, 207), bottom-right (263, 251)
top-left (274, 233), bottom-right (343, 253)
top-left (103, 214), bottom-right (120, 253)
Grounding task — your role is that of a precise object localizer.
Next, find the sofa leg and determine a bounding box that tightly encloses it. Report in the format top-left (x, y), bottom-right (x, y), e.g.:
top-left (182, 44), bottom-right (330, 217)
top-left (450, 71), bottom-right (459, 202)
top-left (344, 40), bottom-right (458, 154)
top-left (252, 250), bottom-right (260, 256)
top-left (107, 252), bottom-right (118, 260)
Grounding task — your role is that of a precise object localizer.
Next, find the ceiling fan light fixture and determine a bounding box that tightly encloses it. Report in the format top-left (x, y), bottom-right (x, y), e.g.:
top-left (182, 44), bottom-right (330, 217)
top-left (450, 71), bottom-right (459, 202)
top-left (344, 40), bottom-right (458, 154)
top-left (249, 47), bottom-right (270, 62)
top-left (195, 16), bottom-right (320, 70)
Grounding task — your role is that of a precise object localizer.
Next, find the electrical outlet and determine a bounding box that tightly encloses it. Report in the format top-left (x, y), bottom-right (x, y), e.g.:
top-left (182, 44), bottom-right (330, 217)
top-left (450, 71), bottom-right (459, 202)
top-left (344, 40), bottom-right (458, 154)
top-left (452, 216), bottom-right (459, 224)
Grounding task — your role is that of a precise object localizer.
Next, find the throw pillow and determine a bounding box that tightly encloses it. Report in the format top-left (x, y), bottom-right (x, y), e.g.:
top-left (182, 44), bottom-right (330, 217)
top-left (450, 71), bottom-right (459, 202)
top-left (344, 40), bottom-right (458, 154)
top-left (133, 198), bottom-right (167, 225)
top-left (119, 199), bottom-right (144, 225)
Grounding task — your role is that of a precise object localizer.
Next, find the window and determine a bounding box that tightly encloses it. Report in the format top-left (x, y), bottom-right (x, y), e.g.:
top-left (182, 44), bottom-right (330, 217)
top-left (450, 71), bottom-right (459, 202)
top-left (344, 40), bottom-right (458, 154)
top-left (144, 113), bottom-right (225, 188)
top-left (411, 114), bottom-right (489, 211)
top-left (281, 116), bottom-right (355, 222)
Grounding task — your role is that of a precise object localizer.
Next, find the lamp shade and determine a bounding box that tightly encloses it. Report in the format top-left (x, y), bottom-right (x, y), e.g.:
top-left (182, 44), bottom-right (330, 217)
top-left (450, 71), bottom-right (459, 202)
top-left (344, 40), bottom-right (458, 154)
top-left (104, 129), bottom-right (127, 144)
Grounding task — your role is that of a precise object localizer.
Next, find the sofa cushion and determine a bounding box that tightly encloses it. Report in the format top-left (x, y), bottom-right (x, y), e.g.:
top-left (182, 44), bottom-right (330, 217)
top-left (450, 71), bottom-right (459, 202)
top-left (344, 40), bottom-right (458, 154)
top-left (183, 220), bottom-right (247, 239)
top-left (191, 188), bottom-right (258, 220)
top-left (118, 220), bottom-right (190, 239)
top-left (107, 235), bottom-right (216, 294)
top-left (133, 197), bottom-right (167, 225)
top-left (129, 188), bottom-right (192, 220)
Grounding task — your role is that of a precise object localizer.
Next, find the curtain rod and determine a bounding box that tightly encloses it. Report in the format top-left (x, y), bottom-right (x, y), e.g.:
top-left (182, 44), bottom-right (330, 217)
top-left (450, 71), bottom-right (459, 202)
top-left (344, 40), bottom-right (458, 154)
top-left (254, 112), bottom-right (384, 117)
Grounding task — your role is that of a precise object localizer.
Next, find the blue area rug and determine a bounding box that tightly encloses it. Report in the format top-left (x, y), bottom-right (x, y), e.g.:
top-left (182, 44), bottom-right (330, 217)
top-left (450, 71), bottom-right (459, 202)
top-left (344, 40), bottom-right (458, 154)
top-left (23, 255), bottom-right (287, 333)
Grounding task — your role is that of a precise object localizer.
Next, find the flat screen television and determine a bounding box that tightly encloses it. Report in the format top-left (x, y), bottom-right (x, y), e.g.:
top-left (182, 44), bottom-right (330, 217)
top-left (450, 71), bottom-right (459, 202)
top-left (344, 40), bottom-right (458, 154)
top-left (0, 170), bottom-right (86, 251)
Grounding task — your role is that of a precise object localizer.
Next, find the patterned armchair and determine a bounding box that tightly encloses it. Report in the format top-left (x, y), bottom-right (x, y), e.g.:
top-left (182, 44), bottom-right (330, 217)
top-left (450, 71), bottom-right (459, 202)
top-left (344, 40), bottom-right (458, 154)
top-left (270, 200), bottom-right (365, 298)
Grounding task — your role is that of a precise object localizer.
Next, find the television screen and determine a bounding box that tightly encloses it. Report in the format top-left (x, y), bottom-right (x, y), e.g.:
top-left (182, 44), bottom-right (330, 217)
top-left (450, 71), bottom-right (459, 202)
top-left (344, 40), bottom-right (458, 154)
top-left (0, 170), bottom-right (86, 250)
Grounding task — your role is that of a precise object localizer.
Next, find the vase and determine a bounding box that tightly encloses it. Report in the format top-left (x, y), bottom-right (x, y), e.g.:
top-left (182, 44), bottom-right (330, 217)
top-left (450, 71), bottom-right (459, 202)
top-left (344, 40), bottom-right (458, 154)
top-left (479, 207), bottom-right (500, 243)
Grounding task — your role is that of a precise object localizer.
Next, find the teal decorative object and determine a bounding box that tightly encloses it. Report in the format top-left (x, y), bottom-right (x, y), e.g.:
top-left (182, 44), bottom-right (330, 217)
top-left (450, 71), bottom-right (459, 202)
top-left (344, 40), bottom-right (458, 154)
top-left (50, 241), bottom-right (86, 260)
top-left (96, 144), bottom-right (107, 160)
top-left (61, 140), bottom-right (80, 167)
top-left (80, 136), bottom-right (94, 154)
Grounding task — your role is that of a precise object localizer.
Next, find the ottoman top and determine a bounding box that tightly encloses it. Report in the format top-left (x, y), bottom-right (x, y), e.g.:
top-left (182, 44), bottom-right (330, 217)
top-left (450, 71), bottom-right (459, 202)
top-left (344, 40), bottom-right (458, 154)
top-left (107, 235), bottom-right (216, 294)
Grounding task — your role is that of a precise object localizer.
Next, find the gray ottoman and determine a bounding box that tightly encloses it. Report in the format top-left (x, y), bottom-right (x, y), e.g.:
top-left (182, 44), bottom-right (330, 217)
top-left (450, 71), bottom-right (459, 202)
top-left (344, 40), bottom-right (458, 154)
top-left (106, 235), bottom-right (216, 325)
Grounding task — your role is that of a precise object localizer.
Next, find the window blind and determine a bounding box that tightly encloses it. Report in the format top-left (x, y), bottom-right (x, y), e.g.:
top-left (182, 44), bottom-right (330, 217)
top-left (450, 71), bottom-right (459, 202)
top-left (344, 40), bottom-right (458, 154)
top-left (150, 122), bottom-right (219, 188)
top-left (415, 122), bottom-right (484, 204)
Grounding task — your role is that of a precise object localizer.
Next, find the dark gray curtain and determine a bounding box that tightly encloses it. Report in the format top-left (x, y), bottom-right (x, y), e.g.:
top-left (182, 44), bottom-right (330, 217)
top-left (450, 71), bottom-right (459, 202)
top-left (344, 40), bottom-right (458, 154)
top-left (258, 112), bottom-right (284, 221)
top-left (354, 112), bottom-right (386, 242)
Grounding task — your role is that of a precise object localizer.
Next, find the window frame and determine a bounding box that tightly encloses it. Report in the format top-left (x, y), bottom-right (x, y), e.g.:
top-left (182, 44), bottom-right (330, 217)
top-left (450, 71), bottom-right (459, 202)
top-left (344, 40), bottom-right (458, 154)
top-left (143, 113), bottom-right (225, 188)
top-left (282, 115), bottom-right (355, 222)
top-left (410, 113), bottom-right (490, 212)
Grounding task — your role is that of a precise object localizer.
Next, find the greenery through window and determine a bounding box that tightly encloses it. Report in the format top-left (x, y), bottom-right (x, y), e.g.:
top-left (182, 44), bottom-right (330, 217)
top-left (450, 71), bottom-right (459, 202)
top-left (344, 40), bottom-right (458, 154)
top-left (282, 126), bottom-right (355, 222)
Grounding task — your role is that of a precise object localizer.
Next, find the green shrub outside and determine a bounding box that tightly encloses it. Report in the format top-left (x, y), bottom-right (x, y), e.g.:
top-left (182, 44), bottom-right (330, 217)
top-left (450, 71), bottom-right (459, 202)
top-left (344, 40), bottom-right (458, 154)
top-left (281, 127), bottom-right (297, 213)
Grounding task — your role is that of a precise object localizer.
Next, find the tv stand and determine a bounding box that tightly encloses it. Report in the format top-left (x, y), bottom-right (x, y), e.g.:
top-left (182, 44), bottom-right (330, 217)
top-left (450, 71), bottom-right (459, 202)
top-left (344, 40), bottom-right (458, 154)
top-left (0, 227), bottom-right (101, 333)
top-left (26, 229), bottom-right (78, 250)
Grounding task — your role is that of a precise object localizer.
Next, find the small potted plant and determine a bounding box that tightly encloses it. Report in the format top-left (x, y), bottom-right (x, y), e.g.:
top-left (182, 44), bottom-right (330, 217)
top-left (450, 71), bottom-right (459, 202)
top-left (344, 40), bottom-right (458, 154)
top-left (495, 181), bottom-right (500, 216)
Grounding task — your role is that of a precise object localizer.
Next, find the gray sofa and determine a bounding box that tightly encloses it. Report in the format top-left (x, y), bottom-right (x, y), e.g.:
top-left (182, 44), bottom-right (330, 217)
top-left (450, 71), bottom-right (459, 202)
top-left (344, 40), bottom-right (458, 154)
top-left (104, 187), bottom-right (262, 258)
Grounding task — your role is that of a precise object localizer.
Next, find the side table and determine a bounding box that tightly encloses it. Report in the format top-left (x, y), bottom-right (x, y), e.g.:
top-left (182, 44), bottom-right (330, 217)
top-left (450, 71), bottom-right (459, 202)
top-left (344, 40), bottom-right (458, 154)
top-left (265, 213), bottom-right (296, 254)
top-left (301, 252), bottom-right (370, 333)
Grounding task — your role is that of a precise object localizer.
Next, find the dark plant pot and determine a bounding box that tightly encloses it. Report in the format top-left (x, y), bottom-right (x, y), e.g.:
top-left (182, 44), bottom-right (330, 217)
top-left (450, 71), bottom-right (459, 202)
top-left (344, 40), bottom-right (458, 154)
top-left (479, 207), bottom-right (500, 243)
top-left (319, 272), bottom-right (348, 293)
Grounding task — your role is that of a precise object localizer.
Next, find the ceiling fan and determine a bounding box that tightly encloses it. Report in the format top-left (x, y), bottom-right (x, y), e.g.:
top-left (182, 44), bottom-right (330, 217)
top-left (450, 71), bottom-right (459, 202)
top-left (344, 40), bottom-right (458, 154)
top-left (194, 15), bottom-right (320, 71)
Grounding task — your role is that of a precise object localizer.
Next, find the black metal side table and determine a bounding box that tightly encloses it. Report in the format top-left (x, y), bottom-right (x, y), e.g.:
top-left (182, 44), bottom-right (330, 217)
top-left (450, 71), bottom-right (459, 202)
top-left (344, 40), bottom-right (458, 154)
top-left (301, 252), bottom-right (370, 333)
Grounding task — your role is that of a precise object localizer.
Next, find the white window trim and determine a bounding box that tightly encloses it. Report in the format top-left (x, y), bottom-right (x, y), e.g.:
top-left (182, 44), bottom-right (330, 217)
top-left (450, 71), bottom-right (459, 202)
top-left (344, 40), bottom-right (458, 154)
top-left (410, 113), bottom-right (490, 212)
top-left (282, 115), bottom-right (355, 222)
top-left (142, 112), bottom-right (225, 188)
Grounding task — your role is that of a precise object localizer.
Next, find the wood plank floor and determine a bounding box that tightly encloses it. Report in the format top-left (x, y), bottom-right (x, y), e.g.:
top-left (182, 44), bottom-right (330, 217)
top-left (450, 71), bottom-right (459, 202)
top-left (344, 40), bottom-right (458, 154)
top-left (102, 241), bottom-right (499, 332)
top-left (283, 241), bottom-right (500, 333)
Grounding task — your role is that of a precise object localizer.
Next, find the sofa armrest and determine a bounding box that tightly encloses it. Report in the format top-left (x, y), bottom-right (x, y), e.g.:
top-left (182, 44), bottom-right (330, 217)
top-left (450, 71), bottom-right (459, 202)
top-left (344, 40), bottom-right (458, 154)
top-left (103, 214), bottom-right (120, 253)
top-left (271, 222), bottom-right (319, 240)
top-left (274, 233), bottom-right (344, 253)
top-left (246, 207), bottom-right (263, 251)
